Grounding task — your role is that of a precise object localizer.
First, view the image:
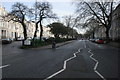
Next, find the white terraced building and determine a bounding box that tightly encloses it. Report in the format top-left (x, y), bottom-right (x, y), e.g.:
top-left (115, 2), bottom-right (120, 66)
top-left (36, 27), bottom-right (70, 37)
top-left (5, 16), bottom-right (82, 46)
top-left (0, 5), bottom-right (53, 40)
top-left (0, 5), bottom-right (23, 40)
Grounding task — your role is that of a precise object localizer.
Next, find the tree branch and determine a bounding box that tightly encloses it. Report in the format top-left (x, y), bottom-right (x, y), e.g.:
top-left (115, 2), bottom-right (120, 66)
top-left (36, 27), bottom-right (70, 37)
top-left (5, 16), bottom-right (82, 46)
top-left (84, 2), bottom-right (106, 27)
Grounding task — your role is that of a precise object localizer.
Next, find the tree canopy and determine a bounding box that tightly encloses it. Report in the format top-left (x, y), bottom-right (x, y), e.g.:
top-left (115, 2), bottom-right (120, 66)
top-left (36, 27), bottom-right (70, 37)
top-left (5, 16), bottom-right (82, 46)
top-left (47, 22), bottom-right (66, 38)
top-left (75, 1), bottom-right (117, 41)
top-left (47, 22), bottom-right (78, 39)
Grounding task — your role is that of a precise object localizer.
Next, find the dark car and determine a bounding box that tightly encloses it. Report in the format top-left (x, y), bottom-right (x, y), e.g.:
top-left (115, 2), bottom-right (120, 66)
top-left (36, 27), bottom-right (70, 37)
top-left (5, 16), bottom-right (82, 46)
top-left (2, 38), bottom-right (12, 44)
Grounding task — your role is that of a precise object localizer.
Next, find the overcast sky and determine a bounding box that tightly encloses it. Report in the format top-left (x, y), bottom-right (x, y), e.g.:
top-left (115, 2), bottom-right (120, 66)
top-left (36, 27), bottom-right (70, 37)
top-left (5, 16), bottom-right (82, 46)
top-left (1, 1), bottom-right (75, 22)
top-left (1, 0), bottom-right (85, 33)
top-left (1, 1), bottom-right (75, 17)
top-left (1, 0), bottom-right (119, 34)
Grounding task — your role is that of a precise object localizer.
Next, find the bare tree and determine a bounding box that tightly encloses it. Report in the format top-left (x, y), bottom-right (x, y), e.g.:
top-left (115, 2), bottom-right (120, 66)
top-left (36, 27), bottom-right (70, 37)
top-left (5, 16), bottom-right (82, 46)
top-left (29, 1), bottom-right (57, 42)
top-left (63, 15), bottom-right (73, 27)
top-left (75, 1), bottom-right (116, 41)
top-left (71, 16), bottom-right (81, 38)
top-left (62, 15), bottom-right (72, 38)
top-left (63, 15), bottom-right (80, 38)
top-left (3, 2), bottom-right (29, 45)
top-left (83, 17), bottom-right (101, 38)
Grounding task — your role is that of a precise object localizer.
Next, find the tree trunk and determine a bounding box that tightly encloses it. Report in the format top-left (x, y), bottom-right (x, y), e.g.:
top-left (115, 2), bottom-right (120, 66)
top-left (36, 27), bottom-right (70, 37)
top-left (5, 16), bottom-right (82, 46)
top-left (92, 31), bottom-right (95, 39)
top-left (55, 34), bottom-right (59, 39)
top-left (105, 26), bottom-right (110, 42)
top-left (33, 22), bottom-right (39, 40)
top-left (39, 21), bottom-right (43, 42)
top-left (32, 22), bottom-right (39, 46)
top-left (21, 22), bottom-right (27, 40)
top-left (72, 30), bottom-right (74, 39)
top-left (67, 35), bottom-right (68, 39)
top-left (21, 22), bottom-right (27, 46)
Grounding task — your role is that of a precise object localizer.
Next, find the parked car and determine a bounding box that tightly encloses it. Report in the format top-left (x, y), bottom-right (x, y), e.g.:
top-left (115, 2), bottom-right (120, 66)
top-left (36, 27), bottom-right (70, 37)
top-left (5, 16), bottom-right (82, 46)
top-left (89, 39), bottom-right (96, 42)
top-left (17, 37), bottom-right (24, 41)
top-left (2, 38), bottom-right (12, 44)
top-left (27, 37), bottom-right (32, 40)
top-left (95, 39), bottom-right (104, 44)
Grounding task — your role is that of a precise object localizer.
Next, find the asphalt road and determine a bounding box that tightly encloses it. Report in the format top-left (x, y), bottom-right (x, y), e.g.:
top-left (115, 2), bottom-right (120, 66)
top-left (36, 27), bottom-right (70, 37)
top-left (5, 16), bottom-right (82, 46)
top-left (1, 40), bottom-right (119, 80)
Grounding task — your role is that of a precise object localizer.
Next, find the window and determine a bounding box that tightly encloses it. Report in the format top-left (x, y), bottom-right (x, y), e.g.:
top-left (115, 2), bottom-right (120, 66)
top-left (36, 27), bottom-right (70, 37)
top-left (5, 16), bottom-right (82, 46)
top-left (11, 32), bottom-right (14, 37)
top-left (1, 30), bottom-right (6, 38)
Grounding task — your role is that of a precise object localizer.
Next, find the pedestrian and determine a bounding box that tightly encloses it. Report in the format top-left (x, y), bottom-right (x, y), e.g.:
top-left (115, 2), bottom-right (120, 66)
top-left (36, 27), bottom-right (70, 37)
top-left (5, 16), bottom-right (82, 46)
top-left (52, 39), bottom-right (56, 49)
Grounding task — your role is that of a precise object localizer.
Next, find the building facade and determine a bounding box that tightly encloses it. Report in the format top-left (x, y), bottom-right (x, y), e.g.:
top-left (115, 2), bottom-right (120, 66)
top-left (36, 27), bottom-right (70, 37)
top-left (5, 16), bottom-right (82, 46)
top-left (26, 21), bottom-right (53, 39)
top-left (94, 26), bottom-right (106, 39)
top-left (0, 5), bottom-right (23, 40)
top-left (42, 26), bottom-right (53, 38)
top-left (0, 5), bottom-right (53, 40)
top-left (93, 4), bottom-right (120, 41)
top-left (109, 4), bottom-right (120, 41)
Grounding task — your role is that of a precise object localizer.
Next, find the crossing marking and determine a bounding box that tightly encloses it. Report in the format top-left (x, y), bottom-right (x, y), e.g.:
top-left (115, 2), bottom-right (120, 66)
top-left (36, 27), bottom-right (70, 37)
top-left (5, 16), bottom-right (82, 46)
top-left (44, 49), bottom-right (81, 80)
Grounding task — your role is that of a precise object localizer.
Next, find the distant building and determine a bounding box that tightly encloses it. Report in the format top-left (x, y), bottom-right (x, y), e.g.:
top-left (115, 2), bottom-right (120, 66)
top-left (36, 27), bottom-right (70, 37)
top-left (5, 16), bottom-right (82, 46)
top-left (94, 26), bottom-right (106, 39)
top-left (26, 21), bottom-right (53, 39)
top-left (93, 4), bottom-right (120, 41)
top-left (43, 26), bottom-right (54, 38)
top-left (26, 21), bottom-right (35, 38)
top-left (109, 4), bottom-right (120, 41)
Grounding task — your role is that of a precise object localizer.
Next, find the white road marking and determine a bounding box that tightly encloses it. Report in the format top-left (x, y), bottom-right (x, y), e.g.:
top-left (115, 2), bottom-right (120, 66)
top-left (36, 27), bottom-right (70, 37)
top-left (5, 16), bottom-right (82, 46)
top-left (0, 64), bottom-right (10, 69)
top-left (94, 62), bottom-right (98, 70)
top-left (95, 70), bottom-right (105, 79)
top-left (84, 41), bottom-right (106, 80)
top-left (44, 49), bottom-right (81, 80)
top-left (88, 48), bottom-right (106, 80)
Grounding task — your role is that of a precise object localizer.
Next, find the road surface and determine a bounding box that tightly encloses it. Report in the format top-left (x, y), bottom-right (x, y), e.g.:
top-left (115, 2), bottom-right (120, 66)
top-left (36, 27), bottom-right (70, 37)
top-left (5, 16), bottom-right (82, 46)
top-left (1, 40), bottom-right (119, 80)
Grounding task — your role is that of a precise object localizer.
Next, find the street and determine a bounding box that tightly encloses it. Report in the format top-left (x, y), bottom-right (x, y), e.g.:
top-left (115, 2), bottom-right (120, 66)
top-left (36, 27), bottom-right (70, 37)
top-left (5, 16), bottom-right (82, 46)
top-left (2, 40), bottom-right (119, 80)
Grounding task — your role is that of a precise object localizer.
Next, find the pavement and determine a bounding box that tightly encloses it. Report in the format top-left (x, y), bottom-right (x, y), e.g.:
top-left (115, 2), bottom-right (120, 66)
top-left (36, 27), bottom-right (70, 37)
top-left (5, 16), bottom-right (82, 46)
top-left (30, 40), bottom-right (74, 49)
top-left (107, 42), bottom-right (120, 48)
top-left (1, 40), bottom-right (120, 80)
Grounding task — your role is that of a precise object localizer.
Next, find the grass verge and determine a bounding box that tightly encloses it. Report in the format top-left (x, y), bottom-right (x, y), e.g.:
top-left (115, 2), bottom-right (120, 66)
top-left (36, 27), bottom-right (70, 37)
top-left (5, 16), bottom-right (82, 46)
top-left (20, 41), bottom-right (50, 49)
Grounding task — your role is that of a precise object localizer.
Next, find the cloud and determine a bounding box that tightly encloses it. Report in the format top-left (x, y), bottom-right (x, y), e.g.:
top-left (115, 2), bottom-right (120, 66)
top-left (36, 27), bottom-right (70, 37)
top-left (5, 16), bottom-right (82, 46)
top-left (54, 9), bottom-right (73, 17)
top-left (1, 0), bottom-right (119, 2)
top-left (0, 0), bottom-right (73, 2)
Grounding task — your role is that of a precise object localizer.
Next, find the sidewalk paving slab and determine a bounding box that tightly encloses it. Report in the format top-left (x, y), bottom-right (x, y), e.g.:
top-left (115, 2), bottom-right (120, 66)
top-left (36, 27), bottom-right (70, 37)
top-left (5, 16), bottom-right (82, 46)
top-left (107, 42), bottom-right (120, 48)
